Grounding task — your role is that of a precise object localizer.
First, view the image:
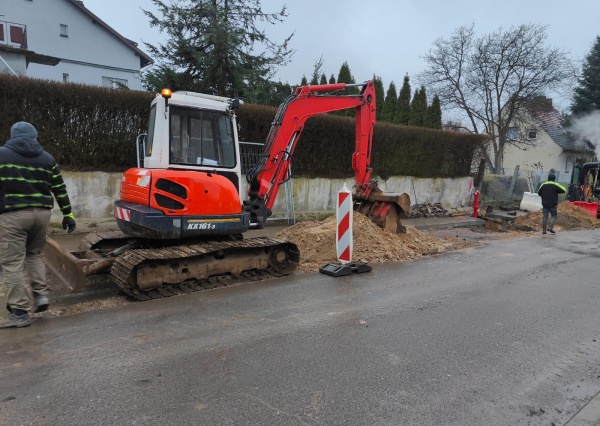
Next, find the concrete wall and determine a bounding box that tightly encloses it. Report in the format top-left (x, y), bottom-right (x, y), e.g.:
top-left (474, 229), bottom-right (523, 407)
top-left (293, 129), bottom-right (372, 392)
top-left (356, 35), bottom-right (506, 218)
top-left (51, 172), bottom-right (474, 222)
top-left (50, 172), bottom-right (121, 222)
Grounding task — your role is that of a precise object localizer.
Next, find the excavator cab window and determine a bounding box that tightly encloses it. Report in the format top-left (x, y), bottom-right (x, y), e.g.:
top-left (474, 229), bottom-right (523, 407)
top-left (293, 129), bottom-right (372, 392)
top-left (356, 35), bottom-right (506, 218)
top-left (169, 107), bottom-right (235, 168)
top-left (145, 106), bottom-right (157, 157)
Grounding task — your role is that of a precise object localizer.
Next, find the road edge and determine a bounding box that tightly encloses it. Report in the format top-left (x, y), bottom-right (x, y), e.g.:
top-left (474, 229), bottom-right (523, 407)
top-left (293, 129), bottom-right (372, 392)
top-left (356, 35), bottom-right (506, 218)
top-left (565, 391), bottom-right (600, 425)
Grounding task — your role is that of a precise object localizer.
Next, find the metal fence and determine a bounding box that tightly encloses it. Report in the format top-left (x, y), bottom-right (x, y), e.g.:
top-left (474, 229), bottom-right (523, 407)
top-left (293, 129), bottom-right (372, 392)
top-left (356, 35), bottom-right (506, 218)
top-left (239, 142), bottom-right (295, 224)
top-left (239, 141), bottom-right (265, 175)
top-left (481, 166), bottom-right (572, 203)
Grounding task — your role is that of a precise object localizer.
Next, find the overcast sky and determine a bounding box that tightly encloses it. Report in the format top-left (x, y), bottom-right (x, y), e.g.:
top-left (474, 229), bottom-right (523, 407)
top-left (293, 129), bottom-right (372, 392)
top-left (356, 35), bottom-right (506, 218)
top-left (82, 0), bottom-right (599, 112)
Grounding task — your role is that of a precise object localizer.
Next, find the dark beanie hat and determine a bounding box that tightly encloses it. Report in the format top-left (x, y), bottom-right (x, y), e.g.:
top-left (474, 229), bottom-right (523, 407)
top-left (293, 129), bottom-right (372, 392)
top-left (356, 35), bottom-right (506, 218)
top-left (10, 121), bottom-right (38, 139)
top-left (548, 172), bottom-right (556, 181)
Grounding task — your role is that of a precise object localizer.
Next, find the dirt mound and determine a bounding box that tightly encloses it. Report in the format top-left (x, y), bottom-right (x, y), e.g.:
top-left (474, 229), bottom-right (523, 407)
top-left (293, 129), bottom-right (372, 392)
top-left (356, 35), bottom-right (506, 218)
top-left (512, 201), bottom-right (600, 232)
top-left (277, 212), bottom-right (476, 272)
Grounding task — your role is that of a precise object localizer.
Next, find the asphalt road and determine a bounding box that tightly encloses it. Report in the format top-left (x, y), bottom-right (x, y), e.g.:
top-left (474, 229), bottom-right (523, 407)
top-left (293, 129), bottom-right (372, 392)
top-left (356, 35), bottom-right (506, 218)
top-left (2, 229), bottom-right (600, 425)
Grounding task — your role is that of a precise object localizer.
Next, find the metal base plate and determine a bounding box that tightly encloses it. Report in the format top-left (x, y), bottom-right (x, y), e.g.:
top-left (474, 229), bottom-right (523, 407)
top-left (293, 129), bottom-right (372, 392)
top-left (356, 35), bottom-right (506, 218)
top-left (319, 262), bottom-right (372, 277)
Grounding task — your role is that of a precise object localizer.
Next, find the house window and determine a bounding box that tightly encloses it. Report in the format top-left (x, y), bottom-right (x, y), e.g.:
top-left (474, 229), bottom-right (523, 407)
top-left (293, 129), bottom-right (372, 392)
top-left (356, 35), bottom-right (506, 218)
top-left (528, 129), bottom-right (538, 140)
top-left (10, 26), bottom-right (24, 44)
top-left (7, 24), bottom-right (26, 48)
top-left (507, 127), bottom-right (519, 141)
top-left (102, 77), bottom-right (128, 89)
top-left (63, 73), bottom-right (69, 83)
top-left (60, 24), bottom-right (68, 37)
top-left (0, 23), bottom-right (4, 42)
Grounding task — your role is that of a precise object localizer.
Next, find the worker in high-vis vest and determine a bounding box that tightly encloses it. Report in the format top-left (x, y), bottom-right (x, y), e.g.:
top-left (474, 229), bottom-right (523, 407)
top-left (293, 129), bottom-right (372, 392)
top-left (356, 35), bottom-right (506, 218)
top-left (0, 121), bottom-right (76, 328)
top-left (537, 170), bottom-right (566, 235)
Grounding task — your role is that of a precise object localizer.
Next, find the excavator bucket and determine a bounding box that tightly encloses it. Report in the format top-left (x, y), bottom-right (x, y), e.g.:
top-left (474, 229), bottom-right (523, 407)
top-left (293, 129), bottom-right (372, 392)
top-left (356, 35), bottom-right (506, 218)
top-left (355, 190), bottom-right (411, 234)
top-left (43, 236), bottom-right (115, 292)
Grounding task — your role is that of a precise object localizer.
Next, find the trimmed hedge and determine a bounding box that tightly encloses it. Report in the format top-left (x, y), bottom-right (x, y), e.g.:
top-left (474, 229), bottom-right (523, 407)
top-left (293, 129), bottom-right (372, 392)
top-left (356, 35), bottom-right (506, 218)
top-left (237, 103), bottom-right (487, 178)
top-left (0, 74), bottom-right (488, 177)
top-left (0, 75), bottom-right (153, 171)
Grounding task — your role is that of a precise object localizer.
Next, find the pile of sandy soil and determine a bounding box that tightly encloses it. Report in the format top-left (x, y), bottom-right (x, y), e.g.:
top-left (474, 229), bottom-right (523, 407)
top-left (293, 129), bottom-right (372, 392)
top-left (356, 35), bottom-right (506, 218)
top-left (511, 201), bottom-right (600, 232)
top-left (277, 212), bottom-right (476, 272)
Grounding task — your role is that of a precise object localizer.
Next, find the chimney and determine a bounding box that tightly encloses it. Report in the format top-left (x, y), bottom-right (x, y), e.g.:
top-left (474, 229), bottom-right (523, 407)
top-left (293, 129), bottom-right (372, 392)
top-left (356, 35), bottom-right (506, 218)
top-left (532, 96), bottom-right (553, 112)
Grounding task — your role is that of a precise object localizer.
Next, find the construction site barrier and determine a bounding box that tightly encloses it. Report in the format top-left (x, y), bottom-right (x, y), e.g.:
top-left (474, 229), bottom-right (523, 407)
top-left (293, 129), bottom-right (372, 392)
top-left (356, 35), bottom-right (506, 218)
top-left (520, 192), bottom-right (543, 212)
top-left (319, 185), bottom-right (372, 277)
top-left (568, 201), bottom-right (599, 217)
top-left (336, 186), bottom-right (353, 263)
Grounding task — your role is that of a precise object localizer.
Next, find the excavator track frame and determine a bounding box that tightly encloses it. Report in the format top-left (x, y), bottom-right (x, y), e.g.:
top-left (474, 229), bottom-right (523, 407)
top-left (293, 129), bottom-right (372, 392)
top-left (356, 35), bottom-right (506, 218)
top-left (44, 234), bottom-right (299, 300)
top-left (111, 236), bottom-right (299, 300)
top-left (114, 267), bottom-right (291, 301)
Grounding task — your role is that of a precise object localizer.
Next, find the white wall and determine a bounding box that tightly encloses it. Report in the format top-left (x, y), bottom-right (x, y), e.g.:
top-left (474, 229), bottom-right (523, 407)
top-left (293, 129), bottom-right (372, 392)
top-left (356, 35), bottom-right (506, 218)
top-left (502, 128), bottom-right (563, 172)
top-left (50, 172), bottom-right (474, 222)
top-left (501, 128), bottom-right (571, 183)
top-left (5, 0), bottom-right (146, 89)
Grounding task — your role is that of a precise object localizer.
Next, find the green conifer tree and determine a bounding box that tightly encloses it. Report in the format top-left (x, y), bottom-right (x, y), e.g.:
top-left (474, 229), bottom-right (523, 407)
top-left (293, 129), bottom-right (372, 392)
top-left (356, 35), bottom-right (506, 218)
top-left (373, 75), bottom-right (385, 119)
top-left (381, 82), bottom-right (398, 123)
top-left (337, 61), bottom-right (355, 84)
top-left (329, 74), bottom-right (336, 84)
top-left (408, 86), bottom-right (427, 127)
top-left (337, 62), bottom-right (357, 114)
top-left (394, 74), bottom-right (411, 125)
top-left (320, 73), bottom-right (328, 85)
top-left (142, 0), bottom-right (294, 98)
top-left (424, 95), bottom-right (442, 129)
top-left (300, 75), bottom-right (308, 86)
top-left (572, 35), bottom-right (600, 115)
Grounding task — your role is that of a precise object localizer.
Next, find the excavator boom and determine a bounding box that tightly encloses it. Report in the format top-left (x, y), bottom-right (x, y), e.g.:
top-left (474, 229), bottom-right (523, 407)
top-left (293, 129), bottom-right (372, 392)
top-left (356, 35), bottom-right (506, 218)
top-left (245, 80), bottom-right (410, 232)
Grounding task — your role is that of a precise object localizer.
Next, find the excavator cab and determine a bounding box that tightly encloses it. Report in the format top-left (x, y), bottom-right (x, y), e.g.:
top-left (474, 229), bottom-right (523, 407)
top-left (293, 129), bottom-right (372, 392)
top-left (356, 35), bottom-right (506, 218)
top-left (115, 90), bottom-right (250, 239)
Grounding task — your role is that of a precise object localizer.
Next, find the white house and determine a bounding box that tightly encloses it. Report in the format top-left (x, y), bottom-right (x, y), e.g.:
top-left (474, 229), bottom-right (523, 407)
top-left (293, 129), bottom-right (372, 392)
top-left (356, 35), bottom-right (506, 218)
top-left (0, 0), bottom-right (153, 90)
top-left (501, 97), bottom-right (595, 184)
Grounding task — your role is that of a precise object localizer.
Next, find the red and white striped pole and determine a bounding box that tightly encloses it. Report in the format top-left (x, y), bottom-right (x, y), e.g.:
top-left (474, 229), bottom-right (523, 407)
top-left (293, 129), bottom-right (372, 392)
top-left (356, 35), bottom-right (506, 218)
top-left (336, 185), bottom-right (353, 264)
top-left (320, 185), bottom-right (371, 276)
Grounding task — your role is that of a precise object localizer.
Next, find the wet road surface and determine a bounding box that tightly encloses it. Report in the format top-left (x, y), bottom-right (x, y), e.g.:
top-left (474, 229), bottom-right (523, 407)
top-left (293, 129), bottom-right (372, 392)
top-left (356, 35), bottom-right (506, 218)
top-left (2, 229), bottom-right (600, 425)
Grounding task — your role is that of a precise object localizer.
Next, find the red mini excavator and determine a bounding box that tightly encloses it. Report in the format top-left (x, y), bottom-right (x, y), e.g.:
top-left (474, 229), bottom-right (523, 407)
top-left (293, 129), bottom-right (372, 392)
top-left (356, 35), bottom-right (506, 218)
top-left (44, 81), bottom-right (410, 300)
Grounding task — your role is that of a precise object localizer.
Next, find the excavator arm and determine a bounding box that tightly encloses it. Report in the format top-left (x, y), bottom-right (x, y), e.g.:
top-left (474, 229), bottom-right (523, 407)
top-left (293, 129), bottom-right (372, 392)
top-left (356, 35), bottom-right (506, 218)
top-left (245, 80), bottom-right (410, 232)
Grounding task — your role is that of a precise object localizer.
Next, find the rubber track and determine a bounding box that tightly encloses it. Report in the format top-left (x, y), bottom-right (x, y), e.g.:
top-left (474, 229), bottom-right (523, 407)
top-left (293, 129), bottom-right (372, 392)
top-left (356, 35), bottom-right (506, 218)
top-left (110, 236), bottom-right (297, 301)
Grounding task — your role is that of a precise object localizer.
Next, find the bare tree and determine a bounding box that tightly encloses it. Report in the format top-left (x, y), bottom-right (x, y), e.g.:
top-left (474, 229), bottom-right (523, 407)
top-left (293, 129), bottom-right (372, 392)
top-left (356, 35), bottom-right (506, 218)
top-left (310, 56), bottom-right (325, 85)
top-left (418, 24), bottom-right (575, 173)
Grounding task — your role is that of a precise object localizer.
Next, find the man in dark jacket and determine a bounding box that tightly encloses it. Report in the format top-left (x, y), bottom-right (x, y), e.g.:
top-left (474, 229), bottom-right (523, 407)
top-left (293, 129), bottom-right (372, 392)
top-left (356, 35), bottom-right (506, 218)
top-left (0, 121), bottom-right (76, 328)
top-left (537, 170), bottom-right (566, 235)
